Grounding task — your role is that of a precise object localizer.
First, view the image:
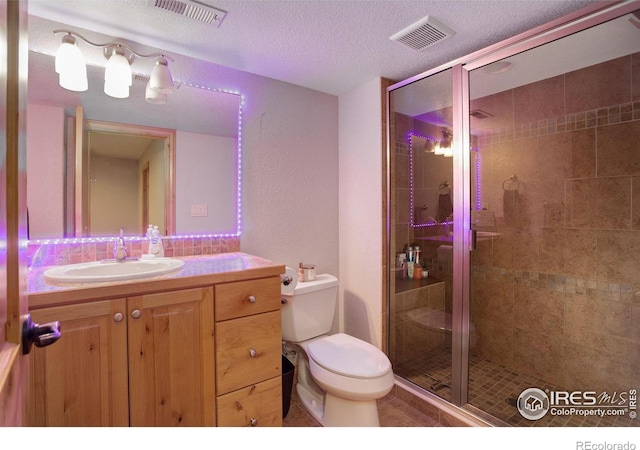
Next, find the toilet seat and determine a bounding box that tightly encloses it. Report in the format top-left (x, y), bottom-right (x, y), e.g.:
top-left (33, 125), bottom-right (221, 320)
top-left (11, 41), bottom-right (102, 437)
top-left (307, 333), bottom-right (391, 379)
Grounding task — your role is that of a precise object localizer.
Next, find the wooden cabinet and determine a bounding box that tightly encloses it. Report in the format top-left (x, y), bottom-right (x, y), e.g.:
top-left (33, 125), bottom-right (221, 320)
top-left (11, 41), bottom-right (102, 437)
top-left (29, 299), bottom-right (129, 426)
top-left (127, 288), bottom-right (215, 426)
top-left (214, 277), bottom-right (283, 427)
top-left (29, 287), bottom-right (215, 427)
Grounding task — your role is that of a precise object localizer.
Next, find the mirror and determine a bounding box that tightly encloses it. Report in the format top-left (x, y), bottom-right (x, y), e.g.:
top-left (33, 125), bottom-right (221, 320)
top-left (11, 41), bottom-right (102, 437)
top-left (26, 34), bottom-right (242, 241)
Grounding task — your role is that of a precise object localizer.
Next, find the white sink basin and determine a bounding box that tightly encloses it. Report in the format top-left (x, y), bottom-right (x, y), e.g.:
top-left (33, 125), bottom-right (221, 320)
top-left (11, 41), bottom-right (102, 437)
top-left (43, 258), bottom-right (185, 284)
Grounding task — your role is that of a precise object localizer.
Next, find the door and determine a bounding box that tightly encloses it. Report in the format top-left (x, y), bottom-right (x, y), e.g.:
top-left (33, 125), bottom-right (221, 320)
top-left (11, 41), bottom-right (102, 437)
top-left (0, 0), bottom-right (28, 426)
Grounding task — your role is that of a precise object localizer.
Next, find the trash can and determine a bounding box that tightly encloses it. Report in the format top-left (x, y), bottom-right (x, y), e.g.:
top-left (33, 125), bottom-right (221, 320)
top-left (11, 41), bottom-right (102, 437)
top-left (282, 354), bottom-right (295, 418)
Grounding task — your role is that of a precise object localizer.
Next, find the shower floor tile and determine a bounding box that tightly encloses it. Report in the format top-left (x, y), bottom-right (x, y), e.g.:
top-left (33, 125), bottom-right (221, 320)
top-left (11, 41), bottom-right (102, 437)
top-left (394, 345), bottom-right (638, 427)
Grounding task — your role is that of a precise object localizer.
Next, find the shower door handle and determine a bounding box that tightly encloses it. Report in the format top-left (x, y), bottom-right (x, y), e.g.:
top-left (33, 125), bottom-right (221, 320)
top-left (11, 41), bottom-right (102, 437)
top-left (469, 229), bottom-right (477, 251)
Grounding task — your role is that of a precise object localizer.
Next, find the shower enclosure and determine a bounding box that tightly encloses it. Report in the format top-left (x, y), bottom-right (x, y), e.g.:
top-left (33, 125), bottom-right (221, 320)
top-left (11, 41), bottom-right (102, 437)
top-left (387, 1), bottom-right (640, 427)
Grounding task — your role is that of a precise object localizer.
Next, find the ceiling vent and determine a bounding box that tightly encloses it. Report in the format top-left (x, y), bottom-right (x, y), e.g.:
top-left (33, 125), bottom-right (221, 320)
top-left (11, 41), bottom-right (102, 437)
top-left (470, 109), bottom-right (494, 119)
top-left (134, 73), bottom-right (182, 89)
top-left (390, 16), bottom-right (455, 51)
top-left (147, 0), bottom-right (227, 27)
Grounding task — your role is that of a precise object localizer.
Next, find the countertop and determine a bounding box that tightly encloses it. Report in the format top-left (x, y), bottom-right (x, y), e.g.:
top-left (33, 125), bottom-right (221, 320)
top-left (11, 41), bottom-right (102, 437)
top-left (28, 252), bottom-right (286, 309)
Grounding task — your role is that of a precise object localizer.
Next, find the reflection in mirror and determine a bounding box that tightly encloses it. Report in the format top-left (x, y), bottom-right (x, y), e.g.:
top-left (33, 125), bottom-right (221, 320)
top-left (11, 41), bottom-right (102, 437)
top-left (409, 134), bottom-right (454, 228)
top-left (27, 49), bottom-right (242, 242)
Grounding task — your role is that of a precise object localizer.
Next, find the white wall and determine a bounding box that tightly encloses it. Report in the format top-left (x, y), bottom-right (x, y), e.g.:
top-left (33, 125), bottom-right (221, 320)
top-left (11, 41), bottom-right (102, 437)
top-left (181, 66), bottom-right (340, 278)
top-left (338, 78), bottom-right (384, 348)
top-left (26, 103), bottom-right (65, 239)
top-left (175, 131), bottom-right (237, 235)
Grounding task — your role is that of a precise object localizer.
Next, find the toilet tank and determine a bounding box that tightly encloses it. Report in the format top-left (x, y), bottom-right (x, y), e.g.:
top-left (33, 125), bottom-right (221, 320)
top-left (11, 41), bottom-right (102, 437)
top-left (281, 274), bottom-right (338, 343)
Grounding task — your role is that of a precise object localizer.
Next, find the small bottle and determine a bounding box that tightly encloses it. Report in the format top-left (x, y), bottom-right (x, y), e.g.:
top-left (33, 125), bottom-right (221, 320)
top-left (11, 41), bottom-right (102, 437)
top-left (407, 246), bottom-right (414, 263)
top-left (407, 261), bottom-right (415, 279)
top-left (413, 263), bottom-right (422, 279)
top-left (414, 246), bottom-right (421, 266)
top-left (397, 254), bottom-right (407, 279)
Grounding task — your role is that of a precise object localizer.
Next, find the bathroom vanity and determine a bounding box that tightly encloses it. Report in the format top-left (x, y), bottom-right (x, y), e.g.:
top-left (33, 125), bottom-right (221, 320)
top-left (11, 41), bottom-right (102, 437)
top-left (27, 252), bottom-right (285, 427)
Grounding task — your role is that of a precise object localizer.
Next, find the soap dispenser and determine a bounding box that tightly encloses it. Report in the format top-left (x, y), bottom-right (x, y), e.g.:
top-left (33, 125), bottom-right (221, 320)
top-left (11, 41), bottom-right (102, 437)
top-left (149, 225), bottom-right (164, 257)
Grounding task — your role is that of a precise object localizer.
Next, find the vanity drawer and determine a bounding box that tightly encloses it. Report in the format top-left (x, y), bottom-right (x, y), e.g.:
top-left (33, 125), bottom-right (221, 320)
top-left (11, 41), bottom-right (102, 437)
top-left (215, 310), bottom-right (281, 395)
top-left (214, 276), bottom-right (281, 321)
top-left (216, 376), bottom-right (282, 427)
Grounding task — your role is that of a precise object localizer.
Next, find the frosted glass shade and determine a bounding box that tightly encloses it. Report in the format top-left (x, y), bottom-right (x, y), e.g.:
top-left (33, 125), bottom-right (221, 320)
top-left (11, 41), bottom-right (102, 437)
top-left (104, 77), bottom-right (130, 99)
top-left (149, 57), bottom-right (174, 94)
top-left (145, 81), bottom-right (167, 104)
top-left (104, 49), bottom-right (132, 98)
top-left (55, 39), bottom-right (88, 92)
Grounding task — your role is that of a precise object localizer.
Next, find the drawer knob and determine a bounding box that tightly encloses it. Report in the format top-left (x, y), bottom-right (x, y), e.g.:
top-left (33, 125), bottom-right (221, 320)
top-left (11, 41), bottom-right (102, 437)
top-left (249, 348), bottom-right (257, 358)
top-left (250, 417), bottom-right (258, 427)
top-left (131, 309), bottom-right (141, 319)
top-left (248, 295), bottom-right (257, 303)
top-left (113, 312), bottom-right (124, 322)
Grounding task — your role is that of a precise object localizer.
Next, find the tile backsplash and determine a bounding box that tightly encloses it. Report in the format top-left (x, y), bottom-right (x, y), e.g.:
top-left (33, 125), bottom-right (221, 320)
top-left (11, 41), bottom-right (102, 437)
top-left (28, 236), bottom-right (240, 268)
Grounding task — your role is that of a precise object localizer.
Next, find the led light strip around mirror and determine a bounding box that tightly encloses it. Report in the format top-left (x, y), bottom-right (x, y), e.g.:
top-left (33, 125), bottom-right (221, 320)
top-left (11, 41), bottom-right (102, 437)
top-left (28, 85), bottom-right (245, 246)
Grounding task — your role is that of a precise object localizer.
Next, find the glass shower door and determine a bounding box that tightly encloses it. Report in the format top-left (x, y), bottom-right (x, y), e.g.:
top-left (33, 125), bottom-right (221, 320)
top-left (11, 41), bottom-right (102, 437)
top-left (388, 67), bottom-right (458, 401)
top-left (465, 6), bottom-right (640, 426)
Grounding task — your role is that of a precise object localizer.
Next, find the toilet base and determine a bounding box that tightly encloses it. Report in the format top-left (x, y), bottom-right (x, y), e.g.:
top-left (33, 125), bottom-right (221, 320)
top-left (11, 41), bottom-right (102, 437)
top-left (296, 382), bottom-right (382, 427)
top-left (324, 393), bottom-right (380, 427)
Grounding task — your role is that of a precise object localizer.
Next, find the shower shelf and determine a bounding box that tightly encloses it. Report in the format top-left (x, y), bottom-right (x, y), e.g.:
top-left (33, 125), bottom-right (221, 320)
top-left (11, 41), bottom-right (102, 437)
top-left (395, 276), bottom-right (443, 294)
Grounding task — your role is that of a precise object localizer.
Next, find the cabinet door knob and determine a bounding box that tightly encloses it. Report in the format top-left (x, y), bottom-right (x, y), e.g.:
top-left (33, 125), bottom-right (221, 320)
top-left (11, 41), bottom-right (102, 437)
top-left (131, 309), bottom-right (141, 319)
top-left (250, 417), bottom-right (258, 427)
top-left (248, 295), bottom-right (257, 303)
top-left (113, 312), bottom-right (124, 322)
top-left (249, 348), bottom-right (257, 358)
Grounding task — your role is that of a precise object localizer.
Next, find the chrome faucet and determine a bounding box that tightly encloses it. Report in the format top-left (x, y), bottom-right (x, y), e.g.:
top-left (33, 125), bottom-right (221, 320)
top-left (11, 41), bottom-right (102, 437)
top-left (113, 227), bottom-right (128, 262)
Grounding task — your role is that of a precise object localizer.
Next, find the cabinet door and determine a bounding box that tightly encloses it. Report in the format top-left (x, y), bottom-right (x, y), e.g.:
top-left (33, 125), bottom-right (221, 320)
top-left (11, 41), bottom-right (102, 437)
top-left (127, 287), bottom-right (215, 427)
top-left (29, 299), bottom-right (129, 426)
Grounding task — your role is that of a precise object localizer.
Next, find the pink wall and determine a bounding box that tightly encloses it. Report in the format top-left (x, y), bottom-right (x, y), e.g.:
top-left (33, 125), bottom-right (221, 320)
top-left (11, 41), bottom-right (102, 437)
top-left (26, 103), bottom-right (65, 239)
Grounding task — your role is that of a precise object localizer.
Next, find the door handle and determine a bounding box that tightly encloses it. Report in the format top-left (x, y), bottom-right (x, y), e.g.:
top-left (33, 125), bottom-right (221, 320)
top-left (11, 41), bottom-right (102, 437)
top-left (21, 314), bottom-right (62, 354)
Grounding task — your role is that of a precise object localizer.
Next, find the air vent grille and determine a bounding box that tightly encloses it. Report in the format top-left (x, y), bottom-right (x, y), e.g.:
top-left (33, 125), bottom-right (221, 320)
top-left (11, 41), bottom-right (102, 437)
top-left (134, 73), bottom-right (182, 90)
top-left (390, 16), bottom-right (455, 52)
top-left (470, 109), bottom-right (494, 119)
top-left (147, 0), bottom-right (227, 26)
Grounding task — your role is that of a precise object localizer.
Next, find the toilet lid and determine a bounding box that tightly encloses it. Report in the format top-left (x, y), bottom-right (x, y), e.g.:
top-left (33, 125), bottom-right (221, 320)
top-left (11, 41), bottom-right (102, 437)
top-left (307, 333), bottom-right (391, 378)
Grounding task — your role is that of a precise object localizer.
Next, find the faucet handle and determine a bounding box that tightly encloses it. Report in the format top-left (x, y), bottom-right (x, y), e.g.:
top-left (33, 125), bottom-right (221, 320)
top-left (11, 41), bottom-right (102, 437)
top-left (114, 229), bottom-right (128, 260)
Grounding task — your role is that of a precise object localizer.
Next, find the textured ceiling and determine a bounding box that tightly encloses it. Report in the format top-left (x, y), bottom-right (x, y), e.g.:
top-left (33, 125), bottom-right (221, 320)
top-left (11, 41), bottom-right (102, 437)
top-left (27, 0), bottom-right (603, 96)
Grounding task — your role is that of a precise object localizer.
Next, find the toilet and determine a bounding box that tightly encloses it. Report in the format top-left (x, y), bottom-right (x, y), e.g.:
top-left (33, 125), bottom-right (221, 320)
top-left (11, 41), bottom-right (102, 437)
top-left (281, 274), bottom-right (394, 427)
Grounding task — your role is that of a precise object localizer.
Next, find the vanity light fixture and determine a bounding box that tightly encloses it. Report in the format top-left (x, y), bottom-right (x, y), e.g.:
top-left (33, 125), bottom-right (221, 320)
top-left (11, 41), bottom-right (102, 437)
top-left (53, 30), bottom-right (175, 102)
top-left (432, 129), bottom-right (453, 156)
top-left (54, 33), bottom-right (88, 92)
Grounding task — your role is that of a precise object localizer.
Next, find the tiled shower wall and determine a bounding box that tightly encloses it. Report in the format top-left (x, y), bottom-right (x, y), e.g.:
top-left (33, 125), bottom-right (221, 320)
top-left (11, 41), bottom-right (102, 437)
top-left (390, 53), bottom-right (640, 394)
top-left (469, 53), bottom-right (640, 393)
